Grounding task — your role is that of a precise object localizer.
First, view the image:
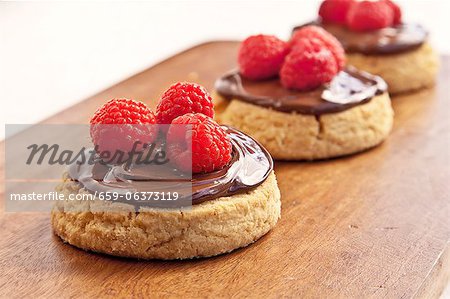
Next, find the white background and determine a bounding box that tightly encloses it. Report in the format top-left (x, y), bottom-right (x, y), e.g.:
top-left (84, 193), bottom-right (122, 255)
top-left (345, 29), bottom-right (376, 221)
top-left (1, 0), bottom-right (450, 140)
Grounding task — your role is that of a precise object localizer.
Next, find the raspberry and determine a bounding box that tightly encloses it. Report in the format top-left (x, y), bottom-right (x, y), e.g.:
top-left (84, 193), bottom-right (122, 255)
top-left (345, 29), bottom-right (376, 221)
top-left (319, 0), bottom-right (354, 25)
top-left (238, 34), bottom-right (289, 80)
top-left (346, 0), bottom-right (394, 31)
top-left (280, 38), bottom-right (338, 91)
top-left (384, 0), bottom-right (402, 25)
top-left (90, 98), bottom-right (157, 156)
top-left (167, 113), bottom-right (232, 174)
top-left (291, 25), bottom-right (346, 71)
top-left (156, 82), bottom-right (214, 125)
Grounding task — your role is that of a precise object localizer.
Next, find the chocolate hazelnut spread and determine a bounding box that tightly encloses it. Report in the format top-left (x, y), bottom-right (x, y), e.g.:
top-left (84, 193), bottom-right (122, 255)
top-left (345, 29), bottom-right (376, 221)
top-left (293, 21), bottom-right (428, 55)
top-left (215, 67), bottom-right (387, 115)
top-left (67, 127), bottom-right (273, 206)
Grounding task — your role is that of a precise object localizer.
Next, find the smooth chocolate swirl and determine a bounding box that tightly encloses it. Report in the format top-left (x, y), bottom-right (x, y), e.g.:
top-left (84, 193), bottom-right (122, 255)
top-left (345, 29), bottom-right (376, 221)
top-left (67, 127), bottom-right (273, 206)
top-left (294, 21), bottom-right (428, 55)
top-left (215, 67), bottom-right (387, 115)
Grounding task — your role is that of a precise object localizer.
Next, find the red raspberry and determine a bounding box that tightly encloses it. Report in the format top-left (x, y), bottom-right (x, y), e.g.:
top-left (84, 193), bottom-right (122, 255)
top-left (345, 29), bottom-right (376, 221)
top-left (291, 25), bottom-right (346, 71)
top-left (238, 34), bottom-right (289, 80)
top-left (167, 113), bottom-right (232, 174)
top-left (319, 0), bottom-right (354, 25)
top-left (280, 38), bottom-right (338, 91)
top-left (90, 98), bottom-right (157, 156)
top-left (156, 82), bottom-right (214, 125)
top-left (346, 0), bottom-right (394, 31)
top-left (384, 0), bottom-right (402, 25)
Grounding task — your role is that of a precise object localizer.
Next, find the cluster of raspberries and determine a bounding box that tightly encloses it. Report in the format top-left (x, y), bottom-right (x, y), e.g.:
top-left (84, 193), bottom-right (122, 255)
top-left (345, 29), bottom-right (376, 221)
top-left (238, 25), bottom-right (345, 90)
top-left (90, 82), bottom-right (231, 174)
top-left (319, 0), bottom-right (402, 31)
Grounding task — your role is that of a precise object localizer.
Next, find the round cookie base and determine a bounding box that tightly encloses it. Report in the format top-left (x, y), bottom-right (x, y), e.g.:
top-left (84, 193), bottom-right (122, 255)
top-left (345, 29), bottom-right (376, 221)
top-left (347, 43), bottom-right (439, 94)
top-left (214, 92), bottom-right (394, 161)
top-left (51, 172), bottom-right (281, 260)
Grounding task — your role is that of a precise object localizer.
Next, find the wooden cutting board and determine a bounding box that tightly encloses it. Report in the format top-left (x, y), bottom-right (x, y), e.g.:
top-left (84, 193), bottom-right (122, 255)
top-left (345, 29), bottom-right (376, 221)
top-left (0, 41), bottom-right (449, 298)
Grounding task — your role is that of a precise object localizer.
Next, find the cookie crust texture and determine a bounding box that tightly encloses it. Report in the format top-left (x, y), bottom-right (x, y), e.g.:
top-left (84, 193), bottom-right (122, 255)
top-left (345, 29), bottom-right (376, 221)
top-left (214, 92), bottom-right (394, 160)
top-left (52, 172), bottom-right (281, 260)
top-left (347, 43), bottom-right (439, 94)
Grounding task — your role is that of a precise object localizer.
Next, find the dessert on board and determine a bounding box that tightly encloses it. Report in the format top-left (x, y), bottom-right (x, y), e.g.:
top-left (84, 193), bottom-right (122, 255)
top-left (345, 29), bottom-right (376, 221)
top-left (293, 0), bottom-right (439, 94)
top-left (214, 27), bottom-right (394, 160)
top-left (52, 83), bottom-right (281, 260)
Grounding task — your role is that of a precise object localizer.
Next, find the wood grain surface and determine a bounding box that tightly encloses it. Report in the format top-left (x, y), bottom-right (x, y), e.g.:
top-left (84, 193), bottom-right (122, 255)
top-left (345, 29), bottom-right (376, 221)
top-left (0, 41), bottom-right (449, 298)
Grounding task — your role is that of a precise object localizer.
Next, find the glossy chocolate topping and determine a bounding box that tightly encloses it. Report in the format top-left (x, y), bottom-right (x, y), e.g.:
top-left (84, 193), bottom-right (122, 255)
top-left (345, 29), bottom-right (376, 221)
top-left (67, 127), bottom-right (273, 206)
top-left (294, 21), bottom-right (428, 55)
top-left (215, 67), bottom-right (387, 115)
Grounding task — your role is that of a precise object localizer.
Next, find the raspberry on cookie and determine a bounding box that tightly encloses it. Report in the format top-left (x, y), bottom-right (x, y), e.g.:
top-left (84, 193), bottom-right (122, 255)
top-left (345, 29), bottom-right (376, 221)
top-left (156, 82), bottom-right (214, 125)
top-left (346, 0), bottom-right (394, 32)
top-left (281, 38), bottom-right (338, 90)
top-left (319, 0), bottom-right (353, 25)
top-left (90, 98), bottom-right (157, 155)
top-left (167, 113), bottom-right (232, 173)
top-left (238, 34), bottom-right (289, 80)
top-left (293, 0), bottom-right (439, 94)
top-left (385, 0), bottom-right (402, 25)
top-left (214, 28), bottom-right (394, 160)
top-left (290, 25), bottom-right (346, 70)
top-left (52, 83), bottom-right (281, 260)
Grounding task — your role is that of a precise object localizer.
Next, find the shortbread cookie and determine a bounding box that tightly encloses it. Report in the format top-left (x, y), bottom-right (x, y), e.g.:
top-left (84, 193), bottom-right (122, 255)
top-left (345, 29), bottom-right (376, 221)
top-left (215, 92), bottom-right (393, 160)
top-left (347, 43), bottom-right (439, 94)
top-left (52, 171), bottom-right (280, 260)
top-left (53, 84), bottom-right (281, 260)
top-left (215, 29), bottom-right (394, 160)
